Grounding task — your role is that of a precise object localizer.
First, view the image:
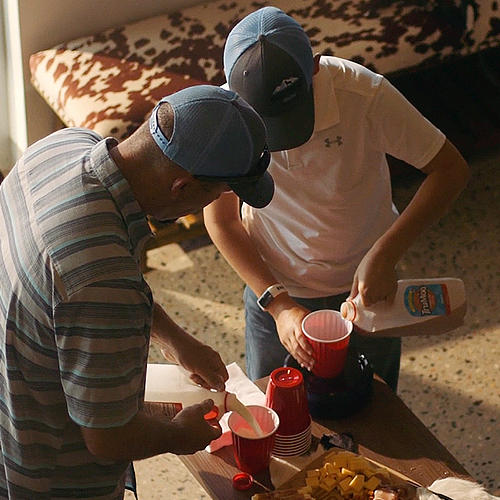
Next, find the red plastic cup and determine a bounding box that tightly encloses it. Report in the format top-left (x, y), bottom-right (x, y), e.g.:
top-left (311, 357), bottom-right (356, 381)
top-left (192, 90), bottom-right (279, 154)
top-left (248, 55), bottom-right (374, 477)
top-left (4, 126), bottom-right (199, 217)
top-left (302, 310), bottom-right (353, 379)
top-left (265, 367), bottom-right (312, 457)
top-left (228, 405), bottom-right (279, 475)
top-left (265, 367), bottom-right (311, 436)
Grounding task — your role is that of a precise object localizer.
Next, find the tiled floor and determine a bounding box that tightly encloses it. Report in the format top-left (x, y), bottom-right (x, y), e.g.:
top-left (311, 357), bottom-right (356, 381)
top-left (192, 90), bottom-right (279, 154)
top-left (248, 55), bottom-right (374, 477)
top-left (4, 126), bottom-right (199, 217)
top-left (126, 143), bottom-right (500, 499)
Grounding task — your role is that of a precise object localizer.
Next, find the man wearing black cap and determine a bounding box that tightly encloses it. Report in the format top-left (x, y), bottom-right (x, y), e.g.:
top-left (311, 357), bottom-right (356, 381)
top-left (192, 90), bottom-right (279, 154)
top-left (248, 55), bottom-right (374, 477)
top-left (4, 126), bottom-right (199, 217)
top-left (204, 7), bottom-right (470, 390)
top-left (0, 85), bottom-right (271, 499)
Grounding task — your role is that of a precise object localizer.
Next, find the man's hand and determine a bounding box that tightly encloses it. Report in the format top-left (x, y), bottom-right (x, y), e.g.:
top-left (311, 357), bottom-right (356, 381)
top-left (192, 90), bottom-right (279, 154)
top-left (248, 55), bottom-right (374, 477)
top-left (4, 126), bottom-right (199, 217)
top-left (268, 295), bottom-right (315, 371)
top-left (168, 399), bottom-right (223, 454)
top-left (161, 336), bottom-right (228, 392)
top-left (152, 302), bottom-right (228, 392)
top-left (350, 246), bottom-right (398, 307)
top-left (81, 399), bottom-right (222, 461)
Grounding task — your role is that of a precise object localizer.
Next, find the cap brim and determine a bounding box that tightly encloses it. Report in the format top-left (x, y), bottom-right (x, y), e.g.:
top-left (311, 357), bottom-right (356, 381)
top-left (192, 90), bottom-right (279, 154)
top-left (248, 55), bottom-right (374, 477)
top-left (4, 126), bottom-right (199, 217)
top-left (263, 86), bottom-right (314, 152)
top-left (228, 171), bottom-right (275, 208)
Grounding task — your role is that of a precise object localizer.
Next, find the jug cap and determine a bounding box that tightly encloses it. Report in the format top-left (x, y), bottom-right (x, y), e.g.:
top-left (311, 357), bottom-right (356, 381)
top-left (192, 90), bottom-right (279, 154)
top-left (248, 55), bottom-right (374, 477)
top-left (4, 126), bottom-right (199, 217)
top-left (232, 472), bottom-right (254, 490)
top-left (340, 300), bottom-right (357, 321)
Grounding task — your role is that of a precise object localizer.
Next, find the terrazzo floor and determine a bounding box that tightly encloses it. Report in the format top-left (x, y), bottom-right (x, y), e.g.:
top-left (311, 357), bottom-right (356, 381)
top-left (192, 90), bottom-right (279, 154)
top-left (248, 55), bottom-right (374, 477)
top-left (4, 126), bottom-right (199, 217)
top-left (125, 143), bottom-right (500, 499)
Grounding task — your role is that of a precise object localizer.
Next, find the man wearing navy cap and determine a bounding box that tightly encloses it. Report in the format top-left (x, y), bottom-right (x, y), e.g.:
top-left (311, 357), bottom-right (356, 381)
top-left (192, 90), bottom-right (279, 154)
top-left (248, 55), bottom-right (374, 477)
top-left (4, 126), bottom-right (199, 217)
top-left (0, 85), bottom-right (271, 499)
top-left (204, 7), bottom-right (470, 390)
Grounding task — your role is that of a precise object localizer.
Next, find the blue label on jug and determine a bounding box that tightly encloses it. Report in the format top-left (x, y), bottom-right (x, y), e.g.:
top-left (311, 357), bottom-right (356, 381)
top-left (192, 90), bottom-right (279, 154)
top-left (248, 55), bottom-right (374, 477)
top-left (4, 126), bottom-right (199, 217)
top-left (404, 284), bottom-right (451, 317)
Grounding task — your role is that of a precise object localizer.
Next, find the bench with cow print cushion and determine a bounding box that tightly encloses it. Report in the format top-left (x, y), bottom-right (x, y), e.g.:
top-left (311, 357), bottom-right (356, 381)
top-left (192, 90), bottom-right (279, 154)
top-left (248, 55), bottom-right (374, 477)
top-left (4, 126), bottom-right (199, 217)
top-left (29, 0), bottom-right (500, 141)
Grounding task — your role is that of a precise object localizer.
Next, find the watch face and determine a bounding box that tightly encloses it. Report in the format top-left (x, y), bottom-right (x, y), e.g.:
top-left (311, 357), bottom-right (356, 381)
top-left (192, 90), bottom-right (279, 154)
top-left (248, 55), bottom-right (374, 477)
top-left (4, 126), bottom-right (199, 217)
top-left (258, 291), bottom-right (272, 308)
top-left (258, 285), bottom-right (286, 311)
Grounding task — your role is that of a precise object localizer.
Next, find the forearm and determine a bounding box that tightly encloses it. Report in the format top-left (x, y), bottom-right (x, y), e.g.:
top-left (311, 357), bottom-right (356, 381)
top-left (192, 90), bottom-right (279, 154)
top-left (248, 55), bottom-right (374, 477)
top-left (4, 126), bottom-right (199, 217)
top-left (204, 196), bottom-right (280, 298)
top-left (374, 138), bottom-right (470, 264)
top-left (150, 302), bottom-right (190, 362)
top-left (206, 206), bottom-right (311, 348)
top-left (150, 302), bottom-right (228, 391)
top-left (81, 408), bottom-right (185, 461)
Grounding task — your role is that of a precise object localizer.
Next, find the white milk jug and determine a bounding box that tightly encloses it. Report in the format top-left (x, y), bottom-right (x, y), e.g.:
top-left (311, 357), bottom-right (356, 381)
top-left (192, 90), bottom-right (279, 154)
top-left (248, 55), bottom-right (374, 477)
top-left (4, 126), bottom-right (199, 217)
top-left (145, 363), bottom-right (233, 419)
top-left (340, 278), bottom-right (466, 337)
top-left (144, 364), bottom-right (263, 435)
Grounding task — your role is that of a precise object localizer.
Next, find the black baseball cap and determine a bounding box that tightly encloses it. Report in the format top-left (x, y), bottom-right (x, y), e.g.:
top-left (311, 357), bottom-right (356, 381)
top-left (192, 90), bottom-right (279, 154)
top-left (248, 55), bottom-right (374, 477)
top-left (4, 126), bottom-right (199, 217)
top-left (224, 7), bottom-right (315, 152)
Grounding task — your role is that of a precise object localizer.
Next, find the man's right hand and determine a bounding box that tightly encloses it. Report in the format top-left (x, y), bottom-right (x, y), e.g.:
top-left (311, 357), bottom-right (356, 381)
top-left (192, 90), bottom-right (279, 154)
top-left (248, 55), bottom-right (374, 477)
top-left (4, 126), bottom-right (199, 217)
top-left (81, 399), bottom-right (222, 461)
top-left (169, 399), bottom-right (223, 454)
top-left (269, 295), bottom-right (315, 371)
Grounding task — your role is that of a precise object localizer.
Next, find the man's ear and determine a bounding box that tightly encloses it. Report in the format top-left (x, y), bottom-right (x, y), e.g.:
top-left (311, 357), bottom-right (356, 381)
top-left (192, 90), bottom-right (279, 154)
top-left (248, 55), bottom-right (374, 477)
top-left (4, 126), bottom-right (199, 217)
top-left (313, 54), bottom-right (321, 75)
top-left (170, 176), bottom-right (191, 198)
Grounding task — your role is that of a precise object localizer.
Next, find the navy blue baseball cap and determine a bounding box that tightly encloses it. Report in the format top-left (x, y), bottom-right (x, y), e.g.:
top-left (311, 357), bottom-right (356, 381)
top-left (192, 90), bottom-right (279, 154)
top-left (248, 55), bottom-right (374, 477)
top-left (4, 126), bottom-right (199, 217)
top-left (149, 85), bottom-right (274, 208)
top-left (224, 7), bottom-right (315, 152)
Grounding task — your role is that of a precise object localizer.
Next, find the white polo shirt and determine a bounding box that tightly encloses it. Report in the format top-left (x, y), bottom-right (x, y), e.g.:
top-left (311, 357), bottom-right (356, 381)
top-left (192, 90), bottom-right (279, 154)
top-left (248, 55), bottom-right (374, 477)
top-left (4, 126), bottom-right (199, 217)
top-left (241, 56), bottom-right (445, 298)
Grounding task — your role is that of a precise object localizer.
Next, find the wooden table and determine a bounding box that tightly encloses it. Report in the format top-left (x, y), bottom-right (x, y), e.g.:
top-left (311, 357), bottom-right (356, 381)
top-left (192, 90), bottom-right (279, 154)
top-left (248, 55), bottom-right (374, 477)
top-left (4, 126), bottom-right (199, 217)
top-left (179, 377), bottom-right (471, 499)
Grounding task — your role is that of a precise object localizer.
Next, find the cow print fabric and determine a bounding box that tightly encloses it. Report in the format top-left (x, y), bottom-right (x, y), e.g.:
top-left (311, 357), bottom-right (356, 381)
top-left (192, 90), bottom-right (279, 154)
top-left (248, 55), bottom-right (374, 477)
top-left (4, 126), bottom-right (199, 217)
top-left (30, 0), bottom-right (500, 140)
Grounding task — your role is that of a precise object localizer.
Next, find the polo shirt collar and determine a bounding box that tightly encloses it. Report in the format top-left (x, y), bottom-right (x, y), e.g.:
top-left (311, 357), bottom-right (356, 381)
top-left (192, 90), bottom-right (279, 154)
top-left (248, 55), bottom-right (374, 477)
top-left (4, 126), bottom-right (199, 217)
top-left (312, 59), bottom-right (340, 133)
top-left (91, 138), bottom-right (135, 214)
top-left (90, 137), bottom-right (152, 259)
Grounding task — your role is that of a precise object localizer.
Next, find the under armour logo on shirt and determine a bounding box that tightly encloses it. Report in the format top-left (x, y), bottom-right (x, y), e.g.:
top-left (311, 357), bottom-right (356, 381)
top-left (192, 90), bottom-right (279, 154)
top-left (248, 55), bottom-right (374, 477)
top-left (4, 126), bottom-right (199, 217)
top-left (325, 136), bottom-right (343, 147)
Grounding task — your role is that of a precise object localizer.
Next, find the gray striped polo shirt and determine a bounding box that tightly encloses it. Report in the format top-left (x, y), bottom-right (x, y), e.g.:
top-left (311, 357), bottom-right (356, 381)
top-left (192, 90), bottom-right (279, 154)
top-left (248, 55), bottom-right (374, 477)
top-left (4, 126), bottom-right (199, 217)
top-left (0, 128), bottom-right (153, 499)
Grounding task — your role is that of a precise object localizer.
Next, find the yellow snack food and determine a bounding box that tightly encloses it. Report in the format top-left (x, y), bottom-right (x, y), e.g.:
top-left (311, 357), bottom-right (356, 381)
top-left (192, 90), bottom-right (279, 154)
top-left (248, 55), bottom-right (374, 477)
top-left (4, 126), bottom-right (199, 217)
top-left (307, 469), bottom-right (321, 478)
top-left (306, 476), bottom-right (320, 488)
top-left (254, 450), bottom-right (412, 500)
top-left (349, 473), bottom-right (366, 492)
top-left (365, 475), bottom-right (382, 491)
top-left (339, 476), bottom-right (353, 494)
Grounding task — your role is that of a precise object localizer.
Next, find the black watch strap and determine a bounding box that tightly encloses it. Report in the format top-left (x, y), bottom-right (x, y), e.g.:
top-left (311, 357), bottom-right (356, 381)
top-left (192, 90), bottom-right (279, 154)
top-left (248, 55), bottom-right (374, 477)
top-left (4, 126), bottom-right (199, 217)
top-left (257, 284), bottom-right (287, 311)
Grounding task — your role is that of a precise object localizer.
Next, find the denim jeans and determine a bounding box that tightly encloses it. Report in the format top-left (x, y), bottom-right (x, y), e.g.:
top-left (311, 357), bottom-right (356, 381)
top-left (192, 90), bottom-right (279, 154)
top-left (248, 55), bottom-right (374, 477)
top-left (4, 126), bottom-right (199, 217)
top-left (243, 286), bottom-right (401, 391)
